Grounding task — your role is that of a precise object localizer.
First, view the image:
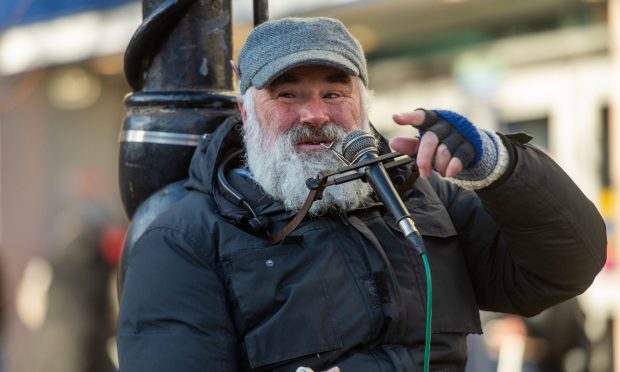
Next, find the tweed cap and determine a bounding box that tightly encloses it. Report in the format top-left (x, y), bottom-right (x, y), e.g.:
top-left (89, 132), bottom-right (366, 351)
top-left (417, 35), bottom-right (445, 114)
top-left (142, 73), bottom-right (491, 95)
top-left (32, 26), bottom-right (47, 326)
top-left (237, 17), bottom-right (368, 93)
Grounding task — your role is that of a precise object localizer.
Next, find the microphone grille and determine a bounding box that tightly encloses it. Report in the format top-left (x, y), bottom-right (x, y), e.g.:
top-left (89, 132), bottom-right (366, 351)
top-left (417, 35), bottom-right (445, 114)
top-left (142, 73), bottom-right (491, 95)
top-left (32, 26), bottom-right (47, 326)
top-left (341, 130), bottom-right (378, 163)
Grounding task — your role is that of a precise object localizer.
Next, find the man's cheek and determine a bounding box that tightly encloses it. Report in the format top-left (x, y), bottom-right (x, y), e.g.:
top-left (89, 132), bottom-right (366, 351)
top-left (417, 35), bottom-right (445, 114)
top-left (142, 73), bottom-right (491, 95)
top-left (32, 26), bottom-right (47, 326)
top-left (261, 130), bottom-right (287, 152)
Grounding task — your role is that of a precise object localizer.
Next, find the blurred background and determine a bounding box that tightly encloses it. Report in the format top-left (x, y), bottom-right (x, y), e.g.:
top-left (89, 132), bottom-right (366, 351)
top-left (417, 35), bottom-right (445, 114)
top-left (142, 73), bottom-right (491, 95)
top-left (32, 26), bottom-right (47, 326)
top-left (0, 0), bottom-right (618, 371)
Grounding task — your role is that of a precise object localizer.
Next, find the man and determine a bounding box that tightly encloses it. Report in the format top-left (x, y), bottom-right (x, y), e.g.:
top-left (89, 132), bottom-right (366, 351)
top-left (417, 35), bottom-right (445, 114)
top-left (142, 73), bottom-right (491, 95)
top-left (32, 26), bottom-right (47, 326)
top-left (117, 17), bottom-right (607, 371)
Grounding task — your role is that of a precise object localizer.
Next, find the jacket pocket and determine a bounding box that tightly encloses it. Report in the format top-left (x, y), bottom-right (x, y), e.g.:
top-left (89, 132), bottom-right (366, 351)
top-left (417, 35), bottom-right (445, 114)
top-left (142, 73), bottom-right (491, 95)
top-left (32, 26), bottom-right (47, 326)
top-left (383, 197), bottom-right (482, 335)
top-left (423, 234), bottom-right (483, 335)
top-left (223, 243), bottom-right (342, 369)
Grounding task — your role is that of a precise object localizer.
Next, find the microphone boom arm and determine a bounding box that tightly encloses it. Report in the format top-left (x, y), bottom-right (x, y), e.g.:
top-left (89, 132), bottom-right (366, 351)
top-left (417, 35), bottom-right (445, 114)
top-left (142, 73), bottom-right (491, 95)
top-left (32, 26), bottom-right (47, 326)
top-left (305, 152), bottom-right (414, 190)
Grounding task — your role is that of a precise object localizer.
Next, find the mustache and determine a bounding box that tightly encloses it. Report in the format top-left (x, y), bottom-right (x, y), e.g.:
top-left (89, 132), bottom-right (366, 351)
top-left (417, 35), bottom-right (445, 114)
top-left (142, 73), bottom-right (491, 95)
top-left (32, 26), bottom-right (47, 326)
top-left (285, 123), bottom-right (348, 144)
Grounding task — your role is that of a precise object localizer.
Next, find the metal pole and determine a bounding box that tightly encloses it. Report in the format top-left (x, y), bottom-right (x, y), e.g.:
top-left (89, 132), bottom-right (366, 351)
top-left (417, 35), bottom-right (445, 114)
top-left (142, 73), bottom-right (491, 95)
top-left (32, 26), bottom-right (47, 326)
top-left (253, 0), bottom-right (269, 26)
top-left (119, 0), bottom-right (238, 218)
top-left (117, 0), bottom-right (240, 292)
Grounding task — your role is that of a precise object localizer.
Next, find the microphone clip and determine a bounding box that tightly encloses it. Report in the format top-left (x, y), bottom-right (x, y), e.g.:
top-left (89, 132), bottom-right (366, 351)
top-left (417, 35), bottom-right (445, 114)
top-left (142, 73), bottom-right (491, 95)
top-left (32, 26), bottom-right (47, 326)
top-left (305, 152), bottom-right (414, 191)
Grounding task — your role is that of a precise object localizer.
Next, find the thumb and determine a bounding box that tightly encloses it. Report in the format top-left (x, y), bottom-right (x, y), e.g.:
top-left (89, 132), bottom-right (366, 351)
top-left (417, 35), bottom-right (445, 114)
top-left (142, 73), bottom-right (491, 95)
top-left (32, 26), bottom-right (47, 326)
top-left (389, 136), bottom-right (420, 156)
top-left (392, 109), bottom-right (426, 126)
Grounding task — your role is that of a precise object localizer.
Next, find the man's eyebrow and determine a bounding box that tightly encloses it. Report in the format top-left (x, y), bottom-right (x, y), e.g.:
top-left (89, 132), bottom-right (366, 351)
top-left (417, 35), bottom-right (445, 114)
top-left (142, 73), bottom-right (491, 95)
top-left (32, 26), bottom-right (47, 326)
top-left (267, 70), bottom-right (352, 90)
top-left (326, 72), bottom-right (352, 84)
top-left (268, 73), bottom-right (299, 89)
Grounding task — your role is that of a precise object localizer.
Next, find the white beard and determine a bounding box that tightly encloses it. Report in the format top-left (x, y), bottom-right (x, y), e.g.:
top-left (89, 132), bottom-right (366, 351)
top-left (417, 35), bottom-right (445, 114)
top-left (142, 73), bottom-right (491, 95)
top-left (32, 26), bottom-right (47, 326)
top-left (241, 91), bottom-right (373, 216)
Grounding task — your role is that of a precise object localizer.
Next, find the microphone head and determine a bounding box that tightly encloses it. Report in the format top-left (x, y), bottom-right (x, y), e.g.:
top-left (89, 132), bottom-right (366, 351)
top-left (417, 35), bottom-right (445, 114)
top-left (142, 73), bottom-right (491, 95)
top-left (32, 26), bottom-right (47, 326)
top-left (342, 130), bottom-right (378, 163)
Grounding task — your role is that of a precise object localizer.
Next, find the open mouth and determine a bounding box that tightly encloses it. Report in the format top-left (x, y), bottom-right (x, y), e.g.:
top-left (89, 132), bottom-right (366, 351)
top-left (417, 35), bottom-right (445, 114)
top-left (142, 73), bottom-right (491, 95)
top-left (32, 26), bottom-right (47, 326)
top-left (296, 137), bottom-right (334, 149)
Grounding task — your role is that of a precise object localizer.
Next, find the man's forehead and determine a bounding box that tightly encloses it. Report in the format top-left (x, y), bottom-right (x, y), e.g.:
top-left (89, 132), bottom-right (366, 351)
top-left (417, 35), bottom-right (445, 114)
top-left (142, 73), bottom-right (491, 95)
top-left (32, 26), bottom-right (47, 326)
top-left (268, 65), bottom-right (353, 88)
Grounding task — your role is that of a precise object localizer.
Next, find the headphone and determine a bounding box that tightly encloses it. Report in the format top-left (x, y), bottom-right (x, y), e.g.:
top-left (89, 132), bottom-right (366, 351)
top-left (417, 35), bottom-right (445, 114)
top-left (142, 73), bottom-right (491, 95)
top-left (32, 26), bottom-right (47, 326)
top-left (216, 148), bottom-right (271, 234)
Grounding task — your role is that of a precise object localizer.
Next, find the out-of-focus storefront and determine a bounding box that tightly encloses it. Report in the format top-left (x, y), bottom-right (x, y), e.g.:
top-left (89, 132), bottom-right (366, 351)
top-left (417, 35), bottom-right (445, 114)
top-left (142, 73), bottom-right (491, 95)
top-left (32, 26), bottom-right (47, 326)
top-left (1, 1), bottom-right (139, 370)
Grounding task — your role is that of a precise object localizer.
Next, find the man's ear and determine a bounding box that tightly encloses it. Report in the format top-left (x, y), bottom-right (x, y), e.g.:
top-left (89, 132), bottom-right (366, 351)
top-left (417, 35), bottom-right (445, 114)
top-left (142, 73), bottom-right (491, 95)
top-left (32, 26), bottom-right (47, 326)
top-left (237, 99), bottom-right (247, 122)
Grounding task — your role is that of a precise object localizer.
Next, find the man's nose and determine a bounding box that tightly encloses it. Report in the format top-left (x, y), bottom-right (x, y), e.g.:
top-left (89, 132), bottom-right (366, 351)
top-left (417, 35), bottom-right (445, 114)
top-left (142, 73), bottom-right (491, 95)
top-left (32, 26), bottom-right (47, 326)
top-left (299, 98), bottom-right (330, 127)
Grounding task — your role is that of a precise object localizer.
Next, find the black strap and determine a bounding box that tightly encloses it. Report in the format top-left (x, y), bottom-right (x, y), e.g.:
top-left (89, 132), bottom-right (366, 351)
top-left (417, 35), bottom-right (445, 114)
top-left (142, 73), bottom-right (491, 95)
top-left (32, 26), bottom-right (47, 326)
top-left (268, 188), bottom-right (322, 244)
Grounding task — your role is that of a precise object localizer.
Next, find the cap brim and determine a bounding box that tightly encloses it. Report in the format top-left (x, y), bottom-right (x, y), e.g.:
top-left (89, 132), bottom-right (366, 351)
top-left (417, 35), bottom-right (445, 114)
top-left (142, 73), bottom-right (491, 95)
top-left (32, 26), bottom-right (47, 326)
top-left (251, 50), bottom-right (360, 90)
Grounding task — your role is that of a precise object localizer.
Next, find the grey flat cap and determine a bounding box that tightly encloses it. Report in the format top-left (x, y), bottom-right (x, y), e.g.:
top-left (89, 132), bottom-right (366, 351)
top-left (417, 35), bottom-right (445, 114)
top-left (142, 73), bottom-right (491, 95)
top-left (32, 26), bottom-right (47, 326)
top-left (237, 17), bottom-right (368, 93)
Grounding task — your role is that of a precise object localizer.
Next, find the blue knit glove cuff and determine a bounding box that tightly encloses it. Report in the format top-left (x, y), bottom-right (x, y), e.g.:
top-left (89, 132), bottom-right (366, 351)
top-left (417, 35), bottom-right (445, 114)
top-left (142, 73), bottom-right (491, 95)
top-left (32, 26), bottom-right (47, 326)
top-left (432, 110), bottom-right (484, 165)
top-left (431, 110), bottom-right (509, 190)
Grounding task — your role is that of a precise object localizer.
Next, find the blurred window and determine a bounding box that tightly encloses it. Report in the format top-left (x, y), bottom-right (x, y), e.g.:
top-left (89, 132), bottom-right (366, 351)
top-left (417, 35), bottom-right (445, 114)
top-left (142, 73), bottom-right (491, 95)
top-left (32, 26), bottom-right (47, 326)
top-left (499, 117), bottom-right (549, 150)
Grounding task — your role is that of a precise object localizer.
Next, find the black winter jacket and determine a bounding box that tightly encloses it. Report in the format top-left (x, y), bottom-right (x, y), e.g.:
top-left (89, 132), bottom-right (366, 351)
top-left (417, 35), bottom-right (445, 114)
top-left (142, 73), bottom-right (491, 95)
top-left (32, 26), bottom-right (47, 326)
top-left (117, 117), bottom-right (607, 372)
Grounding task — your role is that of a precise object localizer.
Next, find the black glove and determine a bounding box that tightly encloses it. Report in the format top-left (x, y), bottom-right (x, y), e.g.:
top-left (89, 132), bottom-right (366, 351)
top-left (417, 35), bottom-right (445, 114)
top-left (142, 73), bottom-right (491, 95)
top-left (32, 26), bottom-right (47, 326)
top-left (417, 109), bottom-right (510, 190)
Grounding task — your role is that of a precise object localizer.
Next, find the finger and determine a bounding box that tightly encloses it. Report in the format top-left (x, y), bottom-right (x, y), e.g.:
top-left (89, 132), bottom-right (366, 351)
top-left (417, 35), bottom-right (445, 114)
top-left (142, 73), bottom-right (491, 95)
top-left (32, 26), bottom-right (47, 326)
top-left (434, 144), bottom-right (452, 176)
top-left (442, 131), bottom-right (466, 154)
top-left (452, 142), bottom-right (476, 169)
top-left (322, 368), bottom-right (340, 372)
top-left (392, 109), bottom-right (425, 126)
top-left (415, 109), bottom-right (439, 130)
top-left (445, 157), bottom-right (464, 178)
top-left (426, 120), bottom-right (451, 141)
top-left (389, 136), bottom-right (420, 156)
top-left (416, 131), bottom-right (439, 178)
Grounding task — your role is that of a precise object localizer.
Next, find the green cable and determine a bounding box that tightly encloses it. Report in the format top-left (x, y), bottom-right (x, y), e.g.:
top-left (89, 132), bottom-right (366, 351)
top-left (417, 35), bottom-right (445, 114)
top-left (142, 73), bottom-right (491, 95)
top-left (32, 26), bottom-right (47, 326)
top-left (406, 232), bottom-right (433, 372)
top-left (421, 252), bottom-right (432, 372)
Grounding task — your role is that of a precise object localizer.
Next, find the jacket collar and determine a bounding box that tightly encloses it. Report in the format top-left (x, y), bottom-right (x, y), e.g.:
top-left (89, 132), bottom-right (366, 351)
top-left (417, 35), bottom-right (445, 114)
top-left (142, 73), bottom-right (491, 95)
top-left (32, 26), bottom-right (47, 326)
top-left (185, 115), bottom-right (294, 224)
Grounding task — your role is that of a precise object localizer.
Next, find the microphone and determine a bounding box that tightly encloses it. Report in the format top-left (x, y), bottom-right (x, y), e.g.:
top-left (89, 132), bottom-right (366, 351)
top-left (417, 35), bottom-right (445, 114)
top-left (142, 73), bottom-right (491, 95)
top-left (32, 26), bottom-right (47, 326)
top-left (341, 130), bottom-right (425, 254)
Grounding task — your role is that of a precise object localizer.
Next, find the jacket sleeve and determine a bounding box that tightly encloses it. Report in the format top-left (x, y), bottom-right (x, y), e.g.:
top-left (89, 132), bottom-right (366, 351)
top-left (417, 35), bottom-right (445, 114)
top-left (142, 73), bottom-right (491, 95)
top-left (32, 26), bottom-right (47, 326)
top-left (117, 225), bottom-right (238, 371)
top-left (436, 136), bottom-right (607, 316)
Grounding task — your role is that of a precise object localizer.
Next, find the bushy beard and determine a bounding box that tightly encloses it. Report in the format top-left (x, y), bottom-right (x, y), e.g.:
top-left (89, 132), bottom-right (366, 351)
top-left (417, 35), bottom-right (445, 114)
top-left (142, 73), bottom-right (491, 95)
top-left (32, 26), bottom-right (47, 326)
top-left (242, 91), bottom-right (373, 216)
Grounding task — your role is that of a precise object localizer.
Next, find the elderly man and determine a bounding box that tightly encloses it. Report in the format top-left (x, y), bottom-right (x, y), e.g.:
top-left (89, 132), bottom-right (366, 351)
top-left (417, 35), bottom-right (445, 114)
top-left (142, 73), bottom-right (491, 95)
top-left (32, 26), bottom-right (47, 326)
top-left (117, 17), bottom-right (606, 371)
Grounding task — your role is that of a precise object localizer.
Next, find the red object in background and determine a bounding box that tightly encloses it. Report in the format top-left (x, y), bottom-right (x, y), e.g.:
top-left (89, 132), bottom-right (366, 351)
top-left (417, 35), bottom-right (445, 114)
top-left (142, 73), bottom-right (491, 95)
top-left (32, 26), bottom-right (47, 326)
top-left (99, 225), bottom-right (126, 267)
top-left (603, 247), bottom-right (615, 271)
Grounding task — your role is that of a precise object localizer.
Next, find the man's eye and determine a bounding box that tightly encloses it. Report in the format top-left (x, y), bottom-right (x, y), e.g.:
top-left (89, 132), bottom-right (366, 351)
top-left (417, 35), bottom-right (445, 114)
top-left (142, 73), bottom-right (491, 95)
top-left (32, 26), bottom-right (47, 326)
top-left (278, 92), bottom-right (296, 99)
top-left (324, 93), bottom-right (341, 99)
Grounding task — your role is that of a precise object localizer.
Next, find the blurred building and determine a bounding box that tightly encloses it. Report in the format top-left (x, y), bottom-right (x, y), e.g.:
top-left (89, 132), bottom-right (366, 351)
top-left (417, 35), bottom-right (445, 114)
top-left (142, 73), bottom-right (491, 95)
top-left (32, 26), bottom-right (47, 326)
top-left (0, 0), bottom-right (138, 371)
top-left (0, 0), bottom-right (616, 371)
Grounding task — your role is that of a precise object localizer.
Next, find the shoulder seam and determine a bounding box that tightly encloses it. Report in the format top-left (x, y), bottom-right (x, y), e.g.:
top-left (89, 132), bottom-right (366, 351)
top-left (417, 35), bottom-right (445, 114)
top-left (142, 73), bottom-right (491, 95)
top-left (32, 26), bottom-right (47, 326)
top-left (141, 224), bottom-right (217, 269)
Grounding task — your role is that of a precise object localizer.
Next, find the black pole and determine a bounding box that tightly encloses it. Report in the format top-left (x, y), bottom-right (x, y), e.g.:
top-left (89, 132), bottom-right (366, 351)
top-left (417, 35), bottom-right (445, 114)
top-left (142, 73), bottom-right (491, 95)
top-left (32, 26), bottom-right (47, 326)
top-left (119, 0), bottom-right (238, 219)
top-left (253, 0), bottom-right (269, 26)
top-left (118, 0), bottom-right (244, 293)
